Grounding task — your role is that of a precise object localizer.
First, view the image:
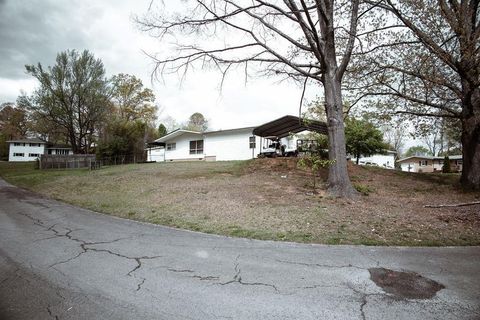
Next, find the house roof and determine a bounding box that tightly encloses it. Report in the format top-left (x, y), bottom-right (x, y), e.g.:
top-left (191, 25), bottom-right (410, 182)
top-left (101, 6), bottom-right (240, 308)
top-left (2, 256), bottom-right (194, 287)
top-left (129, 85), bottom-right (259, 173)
top-left (6, 138), bottom-right (47, 144)
top-left (152, 115), bottom-right (328, 144)
top-left (253, 115), bottom-right (328, 138)
top-left (154, 126), bottom-right (257, 143)
top-left (47, 144), bottom-right (72, 149)
top-left (204, 126), bottom-right (256, 135)
top-left (154, 129), bottom-right (202, 143)
top-left (397, 155), bottom-right (462, 162)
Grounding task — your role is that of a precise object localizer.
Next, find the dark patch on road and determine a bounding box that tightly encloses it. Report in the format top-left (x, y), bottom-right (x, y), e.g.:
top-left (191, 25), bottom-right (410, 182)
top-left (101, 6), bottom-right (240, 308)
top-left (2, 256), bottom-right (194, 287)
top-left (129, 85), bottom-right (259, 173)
top-left (0, 186), bottom-right (31, 200)
top-left (369, 267), bottom-right (445, 299)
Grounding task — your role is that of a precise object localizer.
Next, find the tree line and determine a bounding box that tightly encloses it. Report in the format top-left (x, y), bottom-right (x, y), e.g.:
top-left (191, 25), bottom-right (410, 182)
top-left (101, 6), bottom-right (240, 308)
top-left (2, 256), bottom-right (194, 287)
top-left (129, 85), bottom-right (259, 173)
top-left (0, 50), bottom-right (211, 161)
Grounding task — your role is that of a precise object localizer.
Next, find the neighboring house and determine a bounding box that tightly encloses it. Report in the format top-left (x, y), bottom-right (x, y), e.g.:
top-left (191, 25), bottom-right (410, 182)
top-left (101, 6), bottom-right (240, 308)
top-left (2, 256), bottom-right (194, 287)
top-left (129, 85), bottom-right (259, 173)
top-left (7, 138), bottom-right (73, 162)
top-left (351, 151), bottom-right (397, 169)
top-left (397, 155), bottom-right (463, 173)
top-left (154, 127), bottom-right (261, 162)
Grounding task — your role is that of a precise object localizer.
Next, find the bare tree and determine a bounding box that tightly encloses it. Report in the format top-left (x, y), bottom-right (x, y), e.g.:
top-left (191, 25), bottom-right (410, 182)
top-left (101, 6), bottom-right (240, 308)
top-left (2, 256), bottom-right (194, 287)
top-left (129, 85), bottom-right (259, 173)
top-left (137, 0), bottom-right (382, 197)
top-left (356, 0), bottom-right (480, 190)
top-left (185, 112), bottom-right (209, 132)
top-left (382, 123), bottom-right (405, 157)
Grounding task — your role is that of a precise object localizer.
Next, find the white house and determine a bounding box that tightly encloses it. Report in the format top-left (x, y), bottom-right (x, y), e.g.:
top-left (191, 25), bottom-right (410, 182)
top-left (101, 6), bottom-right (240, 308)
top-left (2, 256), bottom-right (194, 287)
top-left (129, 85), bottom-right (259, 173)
top-left (149, 115), bottom-right (329, 162)
top-left (397, 155), bottom-right (463, 173)
top-left (7, 138), bottom-right (73, 162)
top-left (153, 127), bottom-right (262, 162)
top-left (351, 151), bottom-right (397, 169)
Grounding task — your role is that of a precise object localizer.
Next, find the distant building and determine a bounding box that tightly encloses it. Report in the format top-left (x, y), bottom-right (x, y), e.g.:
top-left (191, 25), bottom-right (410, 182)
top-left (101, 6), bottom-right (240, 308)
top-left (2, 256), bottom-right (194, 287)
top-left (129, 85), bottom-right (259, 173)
top-left (7, 138), bottom-right (73, 162)
top-left (350, 151), bottom-right (397, 169)
top-left (397, 155), bottom-right (463, 173)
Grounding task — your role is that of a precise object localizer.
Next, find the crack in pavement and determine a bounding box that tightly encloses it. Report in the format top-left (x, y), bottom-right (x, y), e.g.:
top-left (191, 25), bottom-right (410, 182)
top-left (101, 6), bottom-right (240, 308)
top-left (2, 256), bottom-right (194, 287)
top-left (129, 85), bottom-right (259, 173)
top-left (295, 284), bottom-right (347, 290)
top-left (217, 255), bottom-right (279, 293)
top-left (167, 268), bottom-right (194, 273)
top-left (347, 284), bottom-right (390, 320)
top-left (15, 210), bottom-right (162, 292)
top-left (136, 277), bottom-right (146, 291)
top-left (46, 305), bottom-right (59, 320)
top-left (275, 259), bottom-right (367, 271)
top-left (359, 295), bottom-right (367, 320)
top-left (162, 267), bottom-right (220, 282)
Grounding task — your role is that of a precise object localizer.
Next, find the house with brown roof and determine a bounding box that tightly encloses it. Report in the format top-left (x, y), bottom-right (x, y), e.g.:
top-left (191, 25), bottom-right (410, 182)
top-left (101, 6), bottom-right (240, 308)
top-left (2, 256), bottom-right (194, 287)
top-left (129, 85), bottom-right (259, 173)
top-left (397, 155), bottom-right (463, 173)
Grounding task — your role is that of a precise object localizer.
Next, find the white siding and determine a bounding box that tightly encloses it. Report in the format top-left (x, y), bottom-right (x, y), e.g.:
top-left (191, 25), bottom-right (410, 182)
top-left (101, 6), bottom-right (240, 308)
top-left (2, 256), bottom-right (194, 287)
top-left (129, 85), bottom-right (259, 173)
top-left (164, 133), bottom-right (204, 161)
top-left (400, 162), bottom-right (417, 172)
top-left (9, 143), bottom-right (46, 162)
top-left (147, 147), bottom-right (165, 162)
top-left (204, 129), bottom-right (260, 161)
top-left (48, 149), bottom-right (73, 155)
top-left (400, 159), bottom-right (442, 173)
top-left (352, 153), bottom-right (396, 169)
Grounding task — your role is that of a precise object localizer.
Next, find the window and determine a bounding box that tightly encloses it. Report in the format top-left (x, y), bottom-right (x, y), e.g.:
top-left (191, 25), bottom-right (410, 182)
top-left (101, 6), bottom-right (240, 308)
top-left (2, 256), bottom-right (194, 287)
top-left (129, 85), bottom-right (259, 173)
top-left (419, 160), bottom-right (428, 166)
top-left (14, 143), bottom-right (25, 147)
top-left (29, 153), bottom-right (40, 158)
top-left (166, 143), bottom-right (176, 151)
top-left (13, 153), bottom-right (24, 157)
top-left (60, 149), bottom-right (69, 155)
top-left (29, 143), bottom-right (41, 147)
top-left (249, 136), bottom-right (256, 149)
top-left (189, 140), bottom-right (204, 154)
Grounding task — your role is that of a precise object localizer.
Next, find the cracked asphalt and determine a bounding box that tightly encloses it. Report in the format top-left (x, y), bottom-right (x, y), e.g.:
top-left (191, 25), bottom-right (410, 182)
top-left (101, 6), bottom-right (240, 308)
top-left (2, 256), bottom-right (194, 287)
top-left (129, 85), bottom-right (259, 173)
top-left (1, 179), bottom-right (479, 320)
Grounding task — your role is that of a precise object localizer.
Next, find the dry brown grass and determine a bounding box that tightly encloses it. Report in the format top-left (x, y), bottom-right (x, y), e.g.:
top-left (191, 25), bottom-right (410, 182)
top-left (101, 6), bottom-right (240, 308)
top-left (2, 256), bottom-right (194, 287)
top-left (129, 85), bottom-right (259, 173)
top-left (1, 159), bottom-right (479, 245)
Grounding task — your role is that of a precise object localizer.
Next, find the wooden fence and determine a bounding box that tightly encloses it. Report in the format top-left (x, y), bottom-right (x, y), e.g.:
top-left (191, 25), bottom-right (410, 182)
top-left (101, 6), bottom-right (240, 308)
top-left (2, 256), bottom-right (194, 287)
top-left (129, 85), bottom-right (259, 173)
top-left (39, 153), bottom-right (148, 170)
top-left (39, 154), bottom-right (99, 170)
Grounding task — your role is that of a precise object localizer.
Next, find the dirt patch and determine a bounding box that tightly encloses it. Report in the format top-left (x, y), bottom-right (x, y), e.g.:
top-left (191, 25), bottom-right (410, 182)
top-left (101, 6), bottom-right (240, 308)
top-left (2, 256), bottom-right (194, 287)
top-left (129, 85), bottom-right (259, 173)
top-left (369, 267), bottom-right (445, 299)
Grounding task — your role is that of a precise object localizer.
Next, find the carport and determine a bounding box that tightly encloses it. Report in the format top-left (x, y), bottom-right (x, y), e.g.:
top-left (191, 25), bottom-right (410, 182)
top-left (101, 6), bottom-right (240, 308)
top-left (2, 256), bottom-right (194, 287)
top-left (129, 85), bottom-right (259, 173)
top-left (253, 115), bottom-right (328, 157)
top-left (253, 115), bottom-right (328, 137)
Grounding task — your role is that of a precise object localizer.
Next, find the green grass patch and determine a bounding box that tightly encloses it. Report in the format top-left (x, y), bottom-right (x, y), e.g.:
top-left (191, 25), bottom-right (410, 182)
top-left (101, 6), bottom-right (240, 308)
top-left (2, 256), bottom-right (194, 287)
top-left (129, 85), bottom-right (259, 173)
top-left (353, 183), bottom-right (375, 195)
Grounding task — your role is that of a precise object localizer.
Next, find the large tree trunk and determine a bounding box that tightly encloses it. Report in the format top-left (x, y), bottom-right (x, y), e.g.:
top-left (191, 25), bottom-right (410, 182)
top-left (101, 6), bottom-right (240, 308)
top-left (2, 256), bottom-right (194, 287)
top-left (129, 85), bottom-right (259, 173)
top-left (323, 72), bottom-right (358, 198)
top-left (460, 87), bottom-right (480, 190)
top-left (68, 130), bottom-right (79, 154)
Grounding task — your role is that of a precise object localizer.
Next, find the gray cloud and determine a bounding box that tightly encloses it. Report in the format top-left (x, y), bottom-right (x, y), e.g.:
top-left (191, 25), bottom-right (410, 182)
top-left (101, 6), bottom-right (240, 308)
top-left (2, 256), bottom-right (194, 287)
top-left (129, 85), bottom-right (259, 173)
top-left (0, 0), bottom-right (89, 79)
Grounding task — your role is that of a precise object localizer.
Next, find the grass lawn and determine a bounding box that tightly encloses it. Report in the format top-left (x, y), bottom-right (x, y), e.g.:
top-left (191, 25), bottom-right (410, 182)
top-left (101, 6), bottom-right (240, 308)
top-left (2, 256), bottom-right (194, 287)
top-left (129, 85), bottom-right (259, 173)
top-left (0, 159), bottom-right (479, 246)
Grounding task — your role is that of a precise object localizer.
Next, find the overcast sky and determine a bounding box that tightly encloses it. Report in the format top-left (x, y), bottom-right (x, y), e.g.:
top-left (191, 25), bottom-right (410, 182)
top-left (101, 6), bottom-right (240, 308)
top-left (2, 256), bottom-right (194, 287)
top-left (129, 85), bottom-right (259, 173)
top-left (0, 0), bottom-right (318, 130)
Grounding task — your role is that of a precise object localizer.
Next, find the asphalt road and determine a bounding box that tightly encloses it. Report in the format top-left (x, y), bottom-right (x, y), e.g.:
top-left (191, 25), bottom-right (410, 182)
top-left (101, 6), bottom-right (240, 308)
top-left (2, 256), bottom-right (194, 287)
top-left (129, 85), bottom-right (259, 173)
top-left (0, 179), bottom-right (479, 320)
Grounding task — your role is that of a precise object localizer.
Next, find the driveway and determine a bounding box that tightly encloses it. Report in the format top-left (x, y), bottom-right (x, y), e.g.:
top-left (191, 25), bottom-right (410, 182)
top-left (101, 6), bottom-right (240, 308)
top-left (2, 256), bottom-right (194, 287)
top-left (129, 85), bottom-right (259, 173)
top-left (0, 179), bottom-right (479, 320)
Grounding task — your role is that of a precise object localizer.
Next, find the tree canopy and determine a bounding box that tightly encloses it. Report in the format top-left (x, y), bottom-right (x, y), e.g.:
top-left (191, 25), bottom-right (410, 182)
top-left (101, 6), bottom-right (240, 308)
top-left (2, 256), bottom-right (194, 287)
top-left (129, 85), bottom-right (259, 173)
top-left (158, 123), bottom-right (168, 137)
top-left (110, 73), bottom-right (158, 124)
top-left (0, 102), bottom-right (29, 140)
top-left (185, 112), bottom-right (208, 132)
top-left (404, 146), bottom-right (432, 158)
top-left (344, 117), bottom-right (387, 164)
top-left (0, 102), bottom-right (29, 160)
top-left (22, 49), bottom-right (110, 153)
top-left (354, 0), bottom-right (480, 189)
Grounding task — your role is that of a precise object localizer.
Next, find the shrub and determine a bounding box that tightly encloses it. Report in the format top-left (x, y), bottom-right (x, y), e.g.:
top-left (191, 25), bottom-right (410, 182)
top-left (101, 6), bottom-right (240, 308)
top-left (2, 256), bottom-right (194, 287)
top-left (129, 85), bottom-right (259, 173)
top-left (442, 156), bottom-right (451, 173)
top-left (353, 183), bottom-right (374, 195)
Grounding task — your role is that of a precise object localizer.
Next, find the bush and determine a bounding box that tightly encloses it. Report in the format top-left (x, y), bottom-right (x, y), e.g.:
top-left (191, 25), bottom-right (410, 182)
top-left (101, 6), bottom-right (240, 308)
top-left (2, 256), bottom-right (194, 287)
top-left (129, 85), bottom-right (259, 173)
top-left (353, 183), bottom-right (374, 196)
top-left (442, 156), bottom-right (451, 173)
top-left (298, 155), bottom-right (335, 191)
